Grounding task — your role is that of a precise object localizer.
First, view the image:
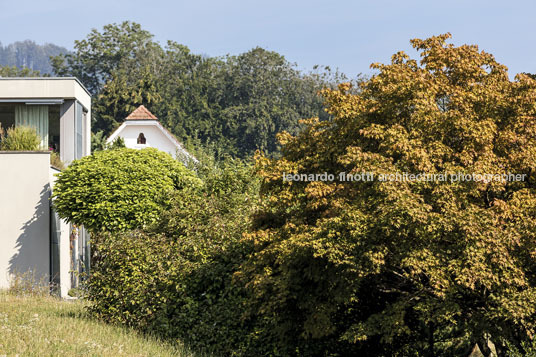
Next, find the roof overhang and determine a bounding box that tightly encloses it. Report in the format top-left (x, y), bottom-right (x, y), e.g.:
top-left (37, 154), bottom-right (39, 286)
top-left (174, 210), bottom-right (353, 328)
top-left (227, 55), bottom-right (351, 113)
top-left (0, 99), bottom-right (65, 105)
top-left (0, 77), bottom-right (91, 111)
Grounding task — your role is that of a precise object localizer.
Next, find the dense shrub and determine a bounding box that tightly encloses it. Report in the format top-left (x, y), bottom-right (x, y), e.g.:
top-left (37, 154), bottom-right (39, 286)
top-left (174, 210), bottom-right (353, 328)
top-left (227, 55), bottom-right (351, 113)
top-left (0, 126), bottom-right (40, 151)
top-left (87, 158), bottom-right (267, 355)
top-left (52, 148), bottom-right (201, 233)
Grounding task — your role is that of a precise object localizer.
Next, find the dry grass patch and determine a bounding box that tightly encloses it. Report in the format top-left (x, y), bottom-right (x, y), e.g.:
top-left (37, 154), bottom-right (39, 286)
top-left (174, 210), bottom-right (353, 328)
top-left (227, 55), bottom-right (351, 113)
top-left (0, 291), bottom-right (197, 356)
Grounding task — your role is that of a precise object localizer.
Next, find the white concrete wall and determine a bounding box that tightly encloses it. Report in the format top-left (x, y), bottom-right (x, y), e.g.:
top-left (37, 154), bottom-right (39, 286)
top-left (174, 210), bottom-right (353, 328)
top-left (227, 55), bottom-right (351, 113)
top-left (49, 167), bottom-right (71, 297)
top-left (0, 152), bottom-right (51, 289)
top-left (59, 100), bottom-right (91, 165)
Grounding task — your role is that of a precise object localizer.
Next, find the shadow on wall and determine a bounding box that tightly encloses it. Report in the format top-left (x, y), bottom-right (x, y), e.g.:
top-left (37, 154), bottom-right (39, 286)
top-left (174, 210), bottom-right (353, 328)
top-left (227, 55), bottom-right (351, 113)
top-left (8, 184), bottom-right (51, 287)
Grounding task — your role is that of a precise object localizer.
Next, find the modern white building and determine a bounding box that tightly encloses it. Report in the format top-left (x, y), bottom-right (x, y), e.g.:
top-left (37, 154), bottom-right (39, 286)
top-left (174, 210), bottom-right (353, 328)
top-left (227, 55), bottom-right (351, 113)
top-left (0, 77), bottom-right (91, 297)
top-left (106, 105), bottom-right (195, 162)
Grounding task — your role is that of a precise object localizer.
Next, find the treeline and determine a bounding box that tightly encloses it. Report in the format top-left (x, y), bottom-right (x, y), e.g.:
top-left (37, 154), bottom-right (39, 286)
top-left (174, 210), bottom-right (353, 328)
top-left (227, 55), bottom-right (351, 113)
top-left (52, 21), bottom-right (353, 158)
top-left (0, 40), bottom-right (68, 75)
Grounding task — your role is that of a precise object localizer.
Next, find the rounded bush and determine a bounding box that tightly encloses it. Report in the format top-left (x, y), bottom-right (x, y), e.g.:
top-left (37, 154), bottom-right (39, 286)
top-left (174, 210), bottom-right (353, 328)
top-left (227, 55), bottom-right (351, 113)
top-left (52, 147), bottom-right (201, 233)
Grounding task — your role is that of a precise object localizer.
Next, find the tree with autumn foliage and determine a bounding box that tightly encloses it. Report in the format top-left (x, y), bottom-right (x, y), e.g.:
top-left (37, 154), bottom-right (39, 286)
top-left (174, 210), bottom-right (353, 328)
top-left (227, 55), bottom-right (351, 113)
top-left (241, 34), bottom-right (536, 355)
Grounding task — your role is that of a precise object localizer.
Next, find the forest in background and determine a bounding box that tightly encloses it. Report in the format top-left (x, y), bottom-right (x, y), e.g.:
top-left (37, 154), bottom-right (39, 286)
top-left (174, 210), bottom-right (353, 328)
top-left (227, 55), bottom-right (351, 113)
top-left (0, 40), bottom-right (68, 75)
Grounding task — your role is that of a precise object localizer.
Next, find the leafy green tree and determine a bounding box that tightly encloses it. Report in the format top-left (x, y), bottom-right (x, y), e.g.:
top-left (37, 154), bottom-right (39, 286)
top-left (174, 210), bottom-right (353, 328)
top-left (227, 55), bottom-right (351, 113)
top-left (91, 134), bottom-right (126, 152)
top-left (52, 21), bottom-right (165, 134)
top-left (0, 65), bottom-right (40, 77)
top-left (52, 148), bottom-right (201, 233)
top-left (213, 47), bottom-right (342, 157)
top-left (242, 34), bottom-right (536, 355)
top-left (52, 21), bottom-right (156, 95)
top-left (107, 136), bottom-right (126, 150)
top-left (90, 130), bottom-right (107, 152)
top-left (153, 43), bottom-right (224, 154)
top-left (53, 22), bottom-right (348, 159)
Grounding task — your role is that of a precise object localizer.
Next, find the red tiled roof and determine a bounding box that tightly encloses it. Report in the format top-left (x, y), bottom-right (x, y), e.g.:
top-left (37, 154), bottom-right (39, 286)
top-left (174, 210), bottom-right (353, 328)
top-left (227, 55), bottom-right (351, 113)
top-left (126, 105), bottom-right (158, 120)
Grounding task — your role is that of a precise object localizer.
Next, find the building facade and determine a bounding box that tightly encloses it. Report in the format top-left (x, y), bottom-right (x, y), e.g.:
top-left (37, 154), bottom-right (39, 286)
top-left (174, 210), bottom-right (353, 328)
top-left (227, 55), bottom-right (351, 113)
top-left (0, 77), bottom-right (91, 297)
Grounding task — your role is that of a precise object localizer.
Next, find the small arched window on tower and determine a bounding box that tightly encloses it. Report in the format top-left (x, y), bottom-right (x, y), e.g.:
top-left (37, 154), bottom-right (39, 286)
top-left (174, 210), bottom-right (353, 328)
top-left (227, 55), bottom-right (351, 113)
top-left (137, 133), bottom-right (146, 145)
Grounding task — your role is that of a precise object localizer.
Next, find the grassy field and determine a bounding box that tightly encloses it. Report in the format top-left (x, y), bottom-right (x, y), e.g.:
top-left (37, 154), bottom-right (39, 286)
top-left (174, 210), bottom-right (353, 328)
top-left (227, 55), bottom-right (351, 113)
top-left (0, 291), bottom-right (196, 356)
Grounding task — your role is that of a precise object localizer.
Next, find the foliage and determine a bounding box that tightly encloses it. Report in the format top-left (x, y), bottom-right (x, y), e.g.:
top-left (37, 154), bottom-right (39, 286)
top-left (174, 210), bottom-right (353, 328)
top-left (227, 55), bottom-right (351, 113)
top-left (86, 158), bottom-right (264, 355)
top-left (209, 48), bottom-right (342, 157)
top-left (241, 33), bottom-right (536, 355)
top-left (505, 339), bottom-right (536, 357)
top-left (57, 31), bottom-right (536, 356)
top-left (52, 22), bottom-right (155, 95)
top-left (0, 65), bottom-right (41, 77)
top-left (67, 288), bottom-right (84, 298)
top-left (0, 126), bottom-right (41, 151)
top-left (90, 130), bottom-right (107, 152)
top-left (107, 136), bottom-right (126, 150)
top-left (151, 43), bottom-right (226, 156)
top-left (50, 151), bottom-right (65, 170)
top-left (52, 21), bottom-right (350, 159)
top-left (91, 132), bottom-right (126, 152)
top-left (52, 148), bottom-right (201, 233)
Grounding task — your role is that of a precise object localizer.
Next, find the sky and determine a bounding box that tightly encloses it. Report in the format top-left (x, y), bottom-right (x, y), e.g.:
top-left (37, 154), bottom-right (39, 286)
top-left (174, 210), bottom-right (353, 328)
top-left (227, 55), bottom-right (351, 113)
top-left (0, 0), bottom-right (534, 79)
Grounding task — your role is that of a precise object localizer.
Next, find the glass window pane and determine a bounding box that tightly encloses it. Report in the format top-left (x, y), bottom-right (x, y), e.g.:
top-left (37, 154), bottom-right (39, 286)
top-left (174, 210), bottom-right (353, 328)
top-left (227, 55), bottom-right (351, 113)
top-left (75, 102), bottom-right (83, 159)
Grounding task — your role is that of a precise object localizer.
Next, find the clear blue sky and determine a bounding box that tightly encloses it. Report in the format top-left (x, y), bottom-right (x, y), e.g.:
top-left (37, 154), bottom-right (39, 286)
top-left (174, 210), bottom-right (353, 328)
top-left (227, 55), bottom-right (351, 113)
top-left (1, 0), bottom-right (534, 78)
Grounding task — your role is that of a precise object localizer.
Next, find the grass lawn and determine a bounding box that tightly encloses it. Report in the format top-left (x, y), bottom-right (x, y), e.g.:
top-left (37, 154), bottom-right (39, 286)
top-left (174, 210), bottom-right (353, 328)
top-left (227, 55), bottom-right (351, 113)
top-left (0, 291), bottom-right (196, 356)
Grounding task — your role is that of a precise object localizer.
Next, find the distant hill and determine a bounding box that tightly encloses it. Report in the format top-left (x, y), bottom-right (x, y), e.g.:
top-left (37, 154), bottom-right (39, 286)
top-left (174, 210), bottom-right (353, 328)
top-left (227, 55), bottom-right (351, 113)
top-left (0, 40), bottom-right (69, 75)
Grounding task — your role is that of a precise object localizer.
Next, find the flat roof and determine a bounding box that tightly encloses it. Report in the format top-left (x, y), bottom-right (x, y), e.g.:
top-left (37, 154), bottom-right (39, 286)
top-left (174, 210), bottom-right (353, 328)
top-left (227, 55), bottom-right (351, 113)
top-left (0, 77), bottom-right (91, 97)
top-left (0, 77), bottom-right (92, 110)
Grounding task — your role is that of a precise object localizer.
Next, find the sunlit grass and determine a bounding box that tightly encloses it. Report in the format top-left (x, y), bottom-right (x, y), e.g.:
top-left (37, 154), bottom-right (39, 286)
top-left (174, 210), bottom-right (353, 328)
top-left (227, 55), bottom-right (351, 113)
top-left (0, 291), bottom-right (197, 356)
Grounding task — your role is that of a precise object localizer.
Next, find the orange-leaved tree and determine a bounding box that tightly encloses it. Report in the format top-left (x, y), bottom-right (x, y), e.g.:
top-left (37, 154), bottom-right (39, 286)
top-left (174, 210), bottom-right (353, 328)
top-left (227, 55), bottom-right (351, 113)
top-left (240, 34), bottom-right (536, 356)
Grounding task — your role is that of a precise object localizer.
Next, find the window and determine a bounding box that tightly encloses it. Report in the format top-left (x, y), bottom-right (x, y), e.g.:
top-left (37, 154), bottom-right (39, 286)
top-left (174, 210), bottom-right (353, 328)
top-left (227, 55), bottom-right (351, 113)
top-left (75, 102), bottom-right (84, 159)
top-left (0, 103), bottom-right (15, 131)
top-left (49, 105), bottom-right (60, 152)
top-left (137, 133), bottom-right (146, 145)
top-left (15, 105), bottom-right (49, 149)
